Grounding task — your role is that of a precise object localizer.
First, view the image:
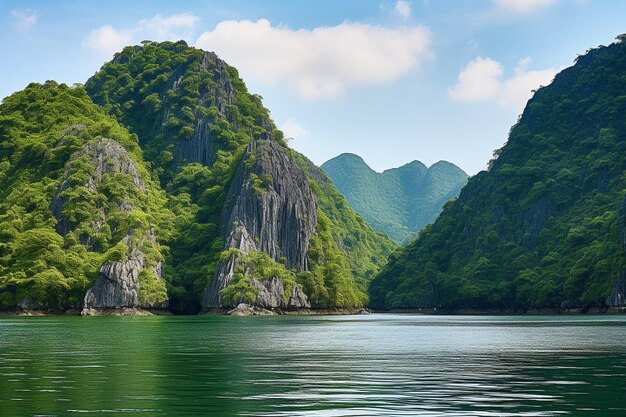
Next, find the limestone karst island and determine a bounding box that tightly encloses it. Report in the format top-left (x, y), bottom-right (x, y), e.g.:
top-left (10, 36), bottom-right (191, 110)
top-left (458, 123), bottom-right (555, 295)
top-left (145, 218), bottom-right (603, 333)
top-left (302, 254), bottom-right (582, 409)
top-left (1, 1), bottom-right (626, 416)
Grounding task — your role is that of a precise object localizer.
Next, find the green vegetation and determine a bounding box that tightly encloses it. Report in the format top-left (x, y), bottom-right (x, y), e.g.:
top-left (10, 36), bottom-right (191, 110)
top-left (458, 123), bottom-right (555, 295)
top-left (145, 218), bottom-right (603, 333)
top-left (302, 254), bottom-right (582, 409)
top-left (0, 41), bottom-right (395, 312)
top-left (11, 39), bottom-right (626, 313)
top-left (301, 210), bottom-right (367, 306)
top-left (220, 249), bottom-right (296, 305)
top-left (292, 151), bottom-right (396, 302)
top-left (321, 153), bottom-right (467, 242)
top-left (250, 173), bottom-right (273, 194)
top-left (370, 37), bottom-right (626, 310)
top-left (0, 81), bottom-right (172, 309)
top-left (82, 41), bottom-right (393, 311)
top-left (85, 41), bottom-right (286, 312)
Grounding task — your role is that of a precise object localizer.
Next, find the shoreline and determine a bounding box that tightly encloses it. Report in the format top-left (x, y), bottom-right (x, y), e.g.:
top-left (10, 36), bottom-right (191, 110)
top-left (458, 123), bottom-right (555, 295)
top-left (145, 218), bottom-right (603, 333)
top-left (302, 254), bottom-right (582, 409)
top-left (378, 306), bottom-right (626, 315)
top-left (0, 307), bottom-right (372, 317)
top-left (2, 306), bottom-right (624, 317)
top-left (201, 306), bottom-right (372, 316)
top-left (0, 308), bottom-right (174, 317)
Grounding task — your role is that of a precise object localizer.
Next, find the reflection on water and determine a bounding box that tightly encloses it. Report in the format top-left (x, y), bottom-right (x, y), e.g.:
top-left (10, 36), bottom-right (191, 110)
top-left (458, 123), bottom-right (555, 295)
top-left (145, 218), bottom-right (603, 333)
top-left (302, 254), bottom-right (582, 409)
top-left (0, 314), bottom-right (625, 416)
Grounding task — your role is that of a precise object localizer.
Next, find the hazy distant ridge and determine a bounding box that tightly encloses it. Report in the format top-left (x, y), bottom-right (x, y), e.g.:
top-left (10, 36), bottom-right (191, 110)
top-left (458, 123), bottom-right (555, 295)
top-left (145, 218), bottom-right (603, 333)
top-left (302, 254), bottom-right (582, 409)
top-left (321, 153), bottom-right (468, 242)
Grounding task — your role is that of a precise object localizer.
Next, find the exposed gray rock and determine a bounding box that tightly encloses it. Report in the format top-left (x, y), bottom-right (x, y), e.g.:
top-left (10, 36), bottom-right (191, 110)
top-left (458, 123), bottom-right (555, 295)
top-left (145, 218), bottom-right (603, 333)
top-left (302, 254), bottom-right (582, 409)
top-left (49, 136), bottom-right (167, 313)
top-left (17, 310), bottom-right (47, 316)
top-left (16, 295), bottom-right (81, 312)
top-left (606, 271), bottom-right (626, 306)
top-left (199, 51), bottom-right (236, 115)
top-left (160, 51), bottom-right (237, 167)
top-left (224, 139), bottom-right (317, 270)
top-left (203, 139), bottom-right (317, 308)
top-left (251, 277), bottom-right (311, 309)
top-left (51, 138), bottom-right (145, 236)
top-left (57, 124), bottom-right (87, 146)
top-left (288, 284), bottom-right (311, 309)
top-left (174, 117), bottom-right (215, 166)
top-left (81, 307), bottom-right (155, 316)
top-left (227, 303), bottom-right (275, 316)
top-left (252, 277), bottom-right (285, 309)
top-left (527, 197), bottom-right (549, 249)
top-left (83, 233), bottom-right (165, 310)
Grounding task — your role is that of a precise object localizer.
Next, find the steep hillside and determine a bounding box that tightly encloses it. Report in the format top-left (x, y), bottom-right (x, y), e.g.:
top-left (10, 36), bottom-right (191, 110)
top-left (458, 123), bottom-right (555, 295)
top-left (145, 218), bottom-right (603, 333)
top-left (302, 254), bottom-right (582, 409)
top-left (0, 82), bottom-right (173, 312)
top-left (322, 153), bottom-right (467, 242)
top-left (85, 41), bottom-right (394, 312)
top-left (370, 36), bottom-right (626, 310)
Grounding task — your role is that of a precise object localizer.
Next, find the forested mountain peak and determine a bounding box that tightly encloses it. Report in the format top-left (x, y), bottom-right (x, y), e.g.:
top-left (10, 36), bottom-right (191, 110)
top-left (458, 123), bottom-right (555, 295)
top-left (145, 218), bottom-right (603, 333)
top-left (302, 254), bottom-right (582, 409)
top-left (322, 153), bottom-right (467, 242)
top-left (383, 159), bottom-right (428, 176)
top-left (369, 36), bottom-right (626, 311)
top-left (0, 41), bottom-right (395, 314)
top-left (85, 40), bottom-right (282, 183)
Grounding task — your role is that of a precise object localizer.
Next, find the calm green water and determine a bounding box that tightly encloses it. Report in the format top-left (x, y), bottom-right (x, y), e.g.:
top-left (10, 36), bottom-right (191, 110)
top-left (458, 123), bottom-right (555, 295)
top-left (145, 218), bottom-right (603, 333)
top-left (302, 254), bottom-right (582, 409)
top-left (0, 314), bottom-right (625, 416)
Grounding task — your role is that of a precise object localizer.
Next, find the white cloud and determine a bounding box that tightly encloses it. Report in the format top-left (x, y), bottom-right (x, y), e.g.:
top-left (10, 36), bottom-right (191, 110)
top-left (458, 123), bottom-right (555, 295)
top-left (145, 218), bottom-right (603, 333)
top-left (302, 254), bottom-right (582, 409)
top-left (394, 0), bottom-right (412, 19)
top-left (196, 19), bottom-right (431, 99)
top-left (493, 0), bottom-right (558, 15)
top-left (448, 57), bottom-right (503, 102)
top-left (83, 13), bottom-right (198, 57)
top-left (448, 57), bottom-right (557, 109)
top-left (135, 13), bottom-right (199, 39)
top-left (279, 119), bottom-right (308, 141)
top-left (83, 25), bottom-right (133, 57)
top-left (11, 9), bottom-right (38, 32)
top-left (499, 66), bottom-right (556, 108)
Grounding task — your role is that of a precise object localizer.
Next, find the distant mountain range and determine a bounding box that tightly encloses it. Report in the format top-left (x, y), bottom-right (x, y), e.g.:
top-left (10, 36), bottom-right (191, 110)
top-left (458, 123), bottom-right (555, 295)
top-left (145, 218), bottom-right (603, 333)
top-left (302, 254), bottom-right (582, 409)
top-left (321, 153), bottom-right (468, 242)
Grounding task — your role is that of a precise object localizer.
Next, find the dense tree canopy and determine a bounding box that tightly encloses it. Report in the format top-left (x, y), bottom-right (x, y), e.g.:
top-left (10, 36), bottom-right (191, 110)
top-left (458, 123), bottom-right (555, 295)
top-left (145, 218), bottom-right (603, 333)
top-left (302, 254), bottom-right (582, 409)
top-left (0, 43), bottom-right (394, 312)
top-left (322, 153), bottom-right (467, 243)
top-left (370, 38), bottom-right (626, 310)
top-left (82, 41), bottom-right (395, 311)
top-left (0, 82), bottom-right (173, 310)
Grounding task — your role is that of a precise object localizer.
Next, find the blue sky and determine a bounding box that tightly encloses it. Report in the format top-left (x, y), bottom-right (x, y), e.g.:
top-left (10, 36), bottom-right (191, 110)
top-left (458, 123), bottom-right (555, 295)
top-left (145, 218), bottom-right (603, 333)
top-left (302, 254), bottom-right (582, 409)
top-left (1, 0), bottom-right (625, 174)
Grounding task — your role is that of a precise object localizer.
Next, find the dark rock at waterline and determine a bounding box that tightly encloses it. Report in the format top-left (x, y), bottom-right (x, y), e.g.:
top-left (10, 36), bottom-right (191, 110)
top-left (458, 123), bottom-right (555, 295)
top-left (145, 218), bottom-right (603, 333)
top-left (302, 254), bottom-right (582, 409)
top-left (607, 196), bottom-right (626, 307)
top-left (607, 271), bottom-right (626, 307)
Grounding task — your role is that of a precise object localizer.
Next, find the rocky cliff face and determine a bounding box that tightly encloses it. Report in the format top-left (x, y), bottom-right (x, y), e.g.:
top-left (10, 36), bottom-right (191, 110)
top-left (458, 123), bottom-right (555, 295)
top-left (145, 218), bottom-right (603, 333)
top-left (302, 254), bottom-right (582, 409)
top-left (606, 271), bottom-right (626, 307)
top-left (251, 277), bottom-right (311, 309)
top-left (51, 136), bottom-right (167, 312)
top-left (85, 43), bottom-right (255, 171)
top-left (166, 51), bottom-right (237, 166)
top-left (82, 233), bottom-right (165, 313)
top-left (77, 41), bottom-right (393, 312)
top-left (51, 135), bottom-right (145, 237)
top-left (202, 139), bottom-right (317, 308)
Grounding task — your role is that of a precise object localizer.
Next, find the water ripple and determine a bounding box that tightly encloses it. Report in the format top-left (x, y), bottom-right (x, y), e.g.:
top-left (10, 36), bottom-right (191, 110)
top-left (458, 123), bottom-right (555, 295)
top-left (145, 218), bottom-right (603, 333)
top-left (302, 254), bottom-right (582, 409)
top-left (0, 314), bottom-right (625, 416)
